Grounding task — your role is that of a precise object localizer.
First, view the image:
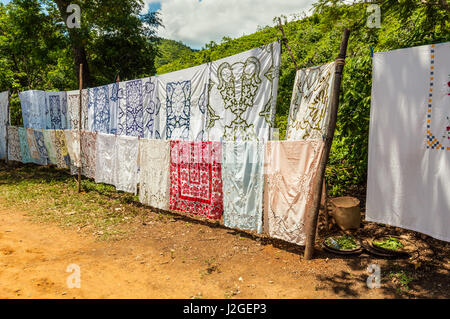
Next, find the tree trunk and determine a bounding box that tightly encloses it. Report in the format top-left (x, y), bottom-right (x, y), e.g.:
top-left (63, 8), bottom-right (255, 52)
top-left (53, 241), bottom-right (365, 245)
top-left (54, 0), bottom-right (91, 88)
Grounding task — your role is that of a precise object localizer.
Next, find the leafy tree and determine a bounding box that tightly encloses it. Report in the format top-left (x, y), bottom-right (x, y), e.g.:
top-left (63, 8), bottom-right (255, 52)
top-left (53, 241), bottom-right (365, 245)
top-left (53, 0), bottom-right (162, 86)
top-left (0, 0), bottom-right (69, 124)
top-left (154, 39), bottom-right (194, 71)
top-left (0, 0), bottom-right (162, 124)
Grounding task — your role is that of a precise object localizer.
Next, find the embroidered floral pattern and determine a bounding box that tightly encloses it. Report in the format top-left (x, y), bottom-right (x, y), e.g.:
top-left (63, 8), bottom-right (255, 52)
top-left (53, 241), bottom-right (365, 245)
top-left (68, 90), bottom-right (89, 130)
top-left (169, 141), bottom-right (223, 220)
top-left (264, 140), bottom-right (324, 245)
top-left (139, 139), bottom-right (171, 210)
top-left (18, 127), bottom-right (33, 164)
top-left (81, 131), bottom-right (97, 179)
top-left (114, 136), bottom-right (139, 194)
top-left (7, 126), bottom-right (22, 162)
top-left (33, 129), bottom-right (48, 165)
top-left (53, 130), bottom-right (70, 169)
top-left (166, 81), bottom-right (191, 140)
top-left (89, 86), bottom-right (111, 133)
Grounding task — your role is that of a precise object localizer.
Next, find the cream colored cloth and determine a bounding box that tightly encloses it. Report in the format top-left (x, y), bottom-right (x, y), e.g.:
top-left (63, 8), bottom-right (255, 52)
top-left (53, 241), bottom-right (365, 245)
top-left (139, 139), bottom-right (171, 210)
top-left (263, 140), bottom-right (324, 245)
top-left (67, 89), bottom-right (89, 130)
top-left (286, 62), bottom-right (336, 140)
top-left (64, 130), bottom-right (81, 168)
top-left (54, 130), bottom-right (70, 169)
top-left (81, 131), bottom-right (97, 179)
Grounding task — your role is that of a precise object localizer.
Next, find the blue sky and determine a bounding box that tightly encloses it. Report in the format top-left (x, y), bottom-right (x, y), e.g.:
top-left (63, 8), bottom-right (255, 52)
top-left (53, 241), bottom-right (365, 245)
top-left (2, 0), bottom-right (315, 49)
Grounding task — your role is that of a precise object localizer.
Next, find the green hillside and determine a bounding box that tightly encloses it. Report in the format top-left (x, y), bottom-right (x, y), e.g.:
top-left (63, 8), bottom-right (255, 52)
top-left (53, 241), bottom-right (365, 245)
top-left (155, 39), bottom-right (195, 71)
top-left (157, 1), bottom-right (450, 195)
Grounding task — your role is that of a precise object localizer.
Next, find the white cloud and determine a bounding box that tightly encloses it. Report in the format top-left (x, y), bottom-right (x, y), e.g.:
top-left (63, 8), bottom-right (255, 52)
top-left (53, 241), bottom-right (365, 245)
top-left (146, 0), bottom-right (315, 49)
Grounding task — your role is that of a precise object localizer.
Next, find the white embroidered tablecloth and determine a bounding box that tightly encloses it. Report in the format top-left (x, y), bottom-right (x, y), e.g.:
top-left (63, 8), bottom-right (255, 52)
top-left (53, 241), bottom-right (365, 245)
top-left (139, 139), bottom-right (171, 210)
top-left (156, 65), bottom-right (209, 141)
top-left (286, 62), bottom-right (336, 140)
top-left (95, 133), bottom-right (117, 185)
top-left (113, 135), bottom-right (139, 194)
top-left (366, 42), bottom-right (450, 242)
top-left (206, 42), bottom-right (281, 141)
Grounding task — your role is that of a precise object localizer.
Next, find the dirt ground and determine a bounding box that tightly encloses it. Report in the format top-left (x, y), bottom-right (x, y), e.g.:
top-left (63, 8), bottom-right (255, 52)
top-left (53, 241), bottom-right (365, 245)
top-left (0, 202), bottom-right (449, 299)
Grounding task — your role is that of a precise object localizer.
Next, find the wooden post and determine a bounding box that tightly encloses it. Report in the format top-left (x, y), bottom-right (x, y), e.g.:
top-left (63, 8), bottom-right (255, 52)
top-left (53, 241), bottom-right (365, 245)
top-left (304, 28), bottom-right (350, 260)
top-left (324, 178), bottom-right (330, 232)
top-left (277, 18), bottom-right (299, 71)
top-left (78, 64), bottom-right (83, 193)
top-left (4, 89), bottom-right (10, 165)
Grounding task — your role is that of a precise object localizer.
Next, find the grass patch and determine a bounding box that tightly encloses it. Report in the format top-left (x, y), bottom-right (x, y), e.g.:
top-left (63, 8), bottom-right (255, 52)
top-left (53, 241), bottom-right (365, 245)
top-left (0, 162), bottom-right (147, 240)
top-left (388, 270), bottom-right (414, 292)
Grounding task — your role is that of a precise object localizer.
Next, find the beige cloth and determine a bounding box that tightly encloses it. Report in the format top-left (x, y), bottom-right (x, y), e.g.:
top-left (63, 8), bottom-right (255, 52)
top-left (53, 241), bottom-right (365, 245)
top-left (139, 139), bottom-right (171, 210)
top-left (286, 62), bottom-right (336, 140)
top-left (64, 130), bottom-right (81, 168)
top-left (263, 140), bottom-right (324, 245)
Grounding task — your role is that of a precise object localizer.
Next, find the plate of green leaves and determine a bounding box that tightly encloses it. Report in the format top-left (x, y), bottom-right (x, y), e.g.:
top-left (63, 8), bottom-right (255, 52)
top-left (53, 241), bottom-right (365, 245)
top-left (370, 236), bottom-right (413, 255)
top-left (323, 235), bottom-right (362, 254)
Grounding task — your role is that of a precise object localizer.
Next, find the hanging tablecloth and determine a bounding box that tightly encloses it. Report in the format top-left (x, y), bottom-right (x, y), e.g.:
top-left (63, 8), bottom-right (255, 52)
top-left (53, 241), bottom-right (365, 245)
top-left (80, 131), bottom-right (97, 179)
top-left (46, 92), bottom-right (69, 130)
top-left (0, 91), bottom-right (8, 159)
top-left (113, 135), bottom-right (139, 194)
top-left (222, 141), bottom-right (265, 233)
top-left (19, 90), bottom-right (47, 129)
top-left (54, 130), bottom-right (70, 169)
top-left (88, 84), bottom-right (118, 134)
top-left (33, 129), bottom-right (48, 165)
top-left (7, 126), bottom-right (21, 162)
top-left (156, 65), bottom-right (209, 141)
top-left (43, 130), bottom-right (57, 165)
top-left (18, 127), bottom-right (33, 164)
top-left (65, 130), bottom-right (81, 168)
top-left (263, 140), bottom-right (324, 245)
top-left (169, 141), bottom-right (223, 219)
top-left (27, 128), bottom-right (42, 163)
top-left (67, 89), bottom-right (89, 130)
top-left (286, 62), bottom-right (336, 140)
top-left (206, 42), bottom-right (281, 141)
top-left (94, 133), bottom-right (117, 185)
top-left (139, 139), bottom-right (171, 210)
top-left (366, 42), bottom-right (450, 242)
top-left (117, 77), bottom-right (159, 138)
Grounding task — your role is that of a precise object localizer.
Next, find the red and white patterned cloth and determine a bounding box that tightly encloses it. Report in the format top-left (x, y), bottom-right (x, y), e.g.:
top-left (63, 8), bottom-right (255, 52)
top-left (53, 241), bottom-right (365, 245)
top-left (169, 141), bottom-right (223, 220)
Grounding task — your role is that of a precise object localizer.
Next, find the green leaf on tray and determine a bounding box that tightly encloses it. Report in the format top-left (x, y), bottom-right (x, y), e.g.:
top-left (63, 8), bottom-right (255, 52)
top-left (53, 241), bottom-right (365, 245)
top-left (325, 235), bottom-right (358, 250)
top-left (373, 237), bottom-right (404, 251)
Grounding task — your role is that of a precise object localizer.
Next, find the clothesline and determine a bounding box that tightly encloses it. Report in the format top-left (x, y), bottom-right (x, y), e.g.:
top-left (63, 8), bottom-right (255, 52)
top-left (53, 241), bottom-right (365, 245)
top-left (0, 43), bottom-right (342, 252)
top-left (6, 126), bottom-right (325, 246)
top-left (17, 42), bottom-right (283, 143)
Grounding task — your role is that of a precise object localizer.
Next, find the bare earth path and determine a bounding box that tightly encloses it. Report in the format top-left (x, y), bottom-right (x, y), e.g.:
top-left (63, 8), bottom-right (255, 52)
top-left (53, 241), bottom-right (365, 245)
top-left (0, 206), bottom-right (375, 299)
top-left (0, 164), bottom-right (448, 299)
top-left (0, 204), bottom-right (447, 299)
